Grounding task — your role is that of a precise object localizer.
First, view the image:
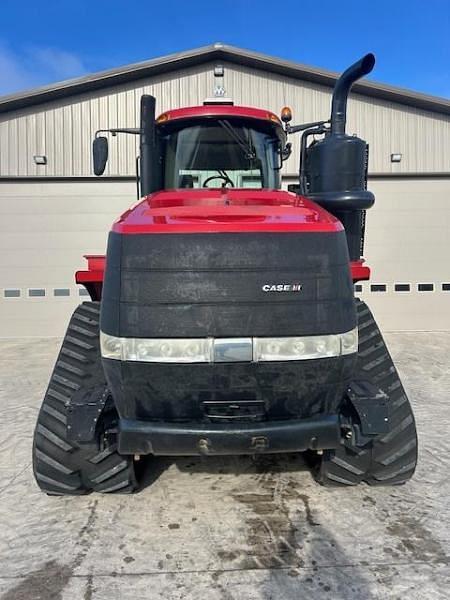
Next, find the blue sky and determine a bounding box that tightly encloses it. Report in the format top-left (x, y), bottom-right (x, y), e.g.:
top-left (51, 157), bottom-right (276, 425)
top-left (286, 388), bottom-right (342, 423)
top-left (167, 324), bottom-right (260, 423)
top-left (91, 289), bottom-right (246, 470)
top-left (0, 0), bottom-right (449, 98)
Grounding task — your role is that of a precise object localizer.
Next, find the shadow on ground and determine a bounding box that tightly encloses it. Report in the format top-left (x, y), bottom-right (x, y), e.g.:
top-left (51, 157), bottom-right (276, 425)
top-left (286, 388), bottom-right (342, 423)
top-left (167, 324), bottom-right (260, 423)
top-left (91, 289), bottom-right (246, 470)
top-left (137, 451), bottom-right (315, 491)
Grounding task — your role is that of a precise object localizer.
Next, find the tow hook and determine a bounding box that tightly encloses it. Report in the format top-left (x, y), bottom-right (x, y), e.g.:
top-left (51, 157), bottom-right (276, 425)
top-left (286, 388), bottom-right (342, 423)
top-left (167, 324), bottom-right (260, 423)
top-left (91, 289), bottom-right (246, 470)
top-left (198, 438), bottom-right (211, 454)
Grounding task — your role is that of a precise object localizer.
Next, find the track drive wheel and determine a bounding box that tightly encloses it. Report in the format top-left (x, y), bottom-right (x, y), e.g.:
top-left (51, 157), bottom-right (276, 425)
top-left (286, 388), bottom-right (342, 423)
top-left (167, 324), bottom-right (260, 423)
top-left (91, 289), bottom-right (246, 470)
top-left (315, 300), bottom-right (418, 487)
top-left (32, 302), bottom-right (138, 495)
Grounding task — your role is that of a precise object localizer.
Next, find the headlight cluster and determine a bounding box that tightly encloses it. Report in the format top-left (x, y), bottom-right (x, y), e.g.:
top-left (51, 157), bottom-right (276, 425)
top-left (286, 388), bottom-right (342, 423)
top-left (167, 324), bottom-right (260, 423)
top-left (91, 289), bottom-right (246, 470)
top-left (100, 328), bottom-right (358, 363)
top-left (101, 333), bottom-right (211, 363)
top-left (253, 335), bottom-right (341, 361)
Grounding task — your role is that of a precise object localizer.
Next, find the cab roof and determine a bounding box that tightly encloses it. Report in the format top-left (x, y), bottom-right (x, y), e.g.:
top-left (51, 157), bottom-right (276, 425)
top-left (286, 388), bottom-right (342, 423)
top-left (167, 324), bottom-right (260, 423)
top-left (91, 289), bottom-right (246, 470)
top-left (156, 104), bottom-right (283, 127)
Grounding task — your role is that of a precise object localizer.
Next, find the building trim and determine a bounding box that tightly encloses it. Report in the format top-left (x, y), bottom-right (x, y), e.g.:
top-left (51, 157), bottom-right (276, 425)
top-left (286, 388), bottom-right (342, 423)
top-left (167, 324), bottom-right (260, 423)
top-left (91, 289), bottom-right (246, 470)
top-left (0, 43), bottom-right (449, 116)
top-left (0, 176), bottom-right (137, 182)
top-left (1, 173), bottom-right (449, 183)
top-left (367, 172), bottom-right (450, 179)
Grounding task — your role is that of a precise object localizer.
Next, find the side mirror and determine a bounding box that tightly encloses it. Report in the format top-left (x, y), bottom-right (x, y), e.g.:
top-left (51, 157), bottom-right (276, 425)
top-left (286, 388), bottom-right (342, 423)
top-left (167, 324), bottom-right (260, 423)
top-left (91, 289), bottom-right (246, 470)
top-left (281, 142), bottom-right (292, 162)
top-left (92, 136), bottom-right (108, 176)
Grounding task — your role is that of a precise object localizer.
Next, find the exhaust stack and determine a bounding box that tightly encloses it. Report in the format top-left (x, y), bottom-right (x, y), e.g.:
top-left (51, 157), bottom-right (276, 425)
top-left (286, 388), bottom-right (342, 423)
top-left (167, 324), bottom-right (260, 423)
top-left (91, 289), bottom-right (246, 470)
top-left (330, 53), bottom-right (375, 135)
top-left (302, 54), bottom-right (376, 261)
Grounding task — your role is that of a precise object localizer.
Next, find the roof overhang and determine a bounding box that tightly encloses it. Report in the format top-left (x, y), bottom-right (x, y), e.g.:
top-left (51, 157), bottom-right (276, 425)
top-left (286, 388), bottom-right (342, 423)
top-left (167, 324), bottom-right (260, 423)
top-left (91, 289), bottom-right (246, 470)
top-left (0, 43), bottom-right (448, 116)
top-left (156, 104), bottom-right (283, 127)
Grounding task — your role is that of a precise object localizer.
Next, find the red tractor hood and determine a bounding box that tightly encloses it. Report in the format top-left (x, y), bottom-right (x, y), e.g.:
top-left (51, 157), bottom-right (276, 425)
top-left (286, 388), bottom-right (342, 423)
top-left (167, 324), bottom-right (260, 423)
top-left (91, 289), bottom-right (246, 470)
top-left (112, 189), bottom-right (343, 235)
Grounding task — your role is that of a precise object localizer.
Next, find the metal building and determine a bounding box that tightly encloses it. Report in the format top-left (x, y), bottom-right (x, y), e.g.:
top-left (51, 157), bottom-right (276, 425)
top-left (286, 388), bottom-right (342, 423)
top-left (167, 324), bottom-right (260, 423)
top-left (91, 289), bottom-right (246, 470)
top-left (0, 43), bottom-right (449, 337)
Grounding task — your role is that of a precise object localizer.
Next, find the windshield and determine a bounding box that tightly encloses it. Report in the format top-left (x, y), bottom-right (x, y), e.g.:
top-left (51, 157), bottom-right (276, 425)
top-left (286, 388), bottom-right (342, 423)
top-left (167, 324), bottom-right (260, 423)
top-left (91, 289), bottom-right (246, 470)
top-left (161, 120), bottom-right (282, 189)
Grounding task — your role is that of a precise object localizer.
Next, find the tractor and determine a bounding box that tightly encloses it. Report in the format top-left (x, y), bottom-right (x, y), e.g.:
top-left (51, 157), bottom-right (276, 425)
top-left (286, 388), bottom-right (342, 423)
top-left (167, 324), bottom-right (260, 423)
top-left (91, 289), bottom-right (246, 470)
top-left (32, 53), bottom-right (418, 494)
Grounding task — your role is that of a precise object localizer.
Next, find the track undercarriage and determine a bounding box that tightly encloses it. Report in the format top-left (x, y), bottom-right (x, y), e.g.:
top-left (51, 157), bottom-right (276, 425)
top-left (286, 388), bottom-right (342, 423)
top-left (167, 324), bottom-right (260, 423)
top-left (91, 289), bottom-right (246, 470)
top-left (32, 300), bottom-right (417, 495)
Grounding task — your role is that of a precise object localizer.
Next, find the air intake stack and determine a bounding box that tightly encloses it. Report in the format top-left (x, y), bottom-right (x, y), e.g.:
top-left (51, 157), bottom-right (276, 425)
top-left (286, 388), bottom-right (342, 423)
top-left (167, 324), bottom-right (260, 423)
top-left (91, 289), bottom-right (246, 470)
top-left (302, 54), bottom-right (376, 260)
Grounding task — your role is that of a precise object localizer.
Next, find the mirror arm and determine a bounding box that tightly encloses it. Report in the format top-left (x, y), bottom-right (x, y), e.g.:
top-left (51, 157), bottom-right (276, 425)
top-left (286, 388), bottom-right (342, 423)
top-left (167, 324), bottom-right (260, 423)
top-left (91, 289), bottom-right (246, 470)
top-left (286, 120), bottom-right (330, 135)
top-left (95, 128), bottom-right (141, 138)
top-left (93, 128), bottom-right (141, 179)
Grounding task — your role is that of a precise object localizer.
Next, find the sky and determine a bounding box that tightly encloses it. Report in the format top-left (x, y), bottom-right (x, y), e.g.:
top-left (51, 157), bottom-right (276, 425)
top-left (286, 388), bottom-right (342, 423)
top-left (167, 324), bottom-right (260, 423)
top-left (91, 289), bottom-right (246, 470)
top-left (0, 0), bottom-right (449, 98)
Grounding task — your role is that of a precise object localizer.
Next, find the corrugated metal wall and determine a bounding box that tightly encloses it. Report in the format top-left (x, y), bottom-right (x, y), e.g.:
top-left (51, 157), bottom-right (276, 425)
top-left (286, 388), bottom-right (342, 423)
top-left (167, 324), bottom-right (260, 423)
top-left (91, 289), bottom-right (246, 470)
top-left (1, 61), bottom-right (449, 178)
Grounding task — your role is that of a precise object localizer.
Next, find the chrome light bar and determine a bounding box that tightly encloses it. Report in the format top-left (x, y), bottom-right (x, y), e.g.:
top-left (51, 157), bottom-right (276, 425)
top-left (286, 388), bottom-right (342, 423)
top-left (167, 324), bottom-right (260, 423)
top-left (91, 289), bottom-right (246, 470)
top-left (100, 328), bottom-right (358, 363)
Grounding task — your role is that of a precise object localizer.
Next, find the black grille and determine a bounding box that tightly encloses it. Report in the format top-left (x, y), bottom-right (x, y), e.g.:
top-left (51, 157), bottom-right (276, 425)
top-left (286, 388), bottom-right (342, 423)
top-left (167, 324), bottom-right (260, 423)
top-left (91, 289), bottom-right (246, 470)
top-left (101, 231), bottom-right (356, 338)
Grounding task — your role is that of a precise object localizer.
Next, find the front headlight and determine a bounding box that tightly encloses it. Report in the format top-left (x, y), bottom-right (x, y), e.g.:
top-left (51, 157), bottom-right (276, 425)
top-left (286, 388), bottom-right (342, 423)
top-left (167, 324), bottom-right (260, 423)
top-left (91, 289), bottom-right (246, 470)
top-left (253, 334), bottom-right (341, 361)
top-left (100, 327), bottom-right (358, 363)
top-left (100, 331), bottom-right (122, 360)
top-left (100, 332), bottom-right (213, 363)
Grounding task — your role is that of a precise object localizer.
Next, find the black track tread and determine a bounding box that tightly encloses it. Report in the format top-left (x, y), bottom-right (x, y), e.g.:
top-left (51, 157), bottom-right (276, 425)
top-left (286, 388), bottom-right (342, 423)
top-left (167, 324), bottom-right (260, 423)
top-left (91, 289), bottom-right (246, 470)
top-left (42, 403), bottom-right (67, 424)
top-left (315, 445), bottom-right (371, 486)
top-left (32, 302), bottom-right (137, 496)
top-left (47, 387), bottom-right (71, 404)
top-left (317, 299), bottom-right (418, 487)
top-left (88, 444), bottom-right (120, 464)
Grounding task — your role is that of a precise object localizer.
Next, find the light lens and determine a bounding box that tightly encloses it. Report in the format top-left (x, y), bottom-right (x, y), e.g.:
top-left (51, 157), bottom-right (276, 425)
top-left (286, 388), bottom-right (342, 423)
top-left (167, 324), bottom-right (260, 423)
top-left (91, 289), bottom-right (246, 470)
top-left (100, 331), bottom-right (122, 359)
top-left (254, 334), bottom-right (341, 362)
top-left (100, 333), bottom-right (212, 363)
top-left (341, 328), bottom-right (359, 355)
top-left (100, 328), bottom-right (358, 363)
top-left (280, 106), bottom-right (292, 123)
top-left (156, 113), bottom-right (169, 123)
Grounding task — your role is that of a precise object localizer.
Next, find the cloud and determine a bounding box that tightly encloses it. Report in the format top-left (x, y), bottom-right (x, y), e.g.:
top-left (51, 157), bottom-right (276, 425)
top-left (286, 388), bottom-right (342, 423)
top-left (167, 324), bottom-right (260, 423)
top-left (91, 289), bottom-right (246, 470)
top-left (0, 42), bottom-right (86, 96)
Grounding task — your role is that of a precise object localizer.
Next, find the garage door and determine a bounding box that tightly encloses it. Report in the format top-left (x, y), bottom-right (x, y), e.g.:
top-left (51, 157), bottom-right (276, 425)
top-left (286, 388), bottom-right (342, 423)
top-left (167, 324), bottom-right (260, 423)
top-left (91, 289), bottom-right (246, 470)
top-left (0, 179), bottom-right (135, 337)
top-left (359, 176), bottom-right (450, 331)
top-left (0, 176), bottom-right (449, 337)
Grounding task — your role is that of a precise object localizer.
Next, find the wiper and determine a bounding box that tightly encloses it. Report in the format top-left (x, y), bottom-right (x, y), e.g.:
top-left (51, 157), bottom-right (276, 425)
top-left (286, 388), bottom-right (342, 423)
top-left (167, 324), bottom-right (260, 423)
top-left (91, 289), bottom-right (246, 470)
top-left (218, 120), bottom-right (256, 160)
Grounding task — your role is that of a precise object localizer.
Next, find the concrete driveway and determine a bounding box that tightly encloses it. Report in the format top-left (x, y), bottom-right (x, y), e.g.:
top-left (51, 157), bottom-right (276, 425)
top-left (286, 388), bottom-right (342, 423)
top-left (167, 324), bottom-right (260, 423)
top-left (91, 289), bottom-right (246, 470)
top-left (0, 332), bottom-right (449, 599)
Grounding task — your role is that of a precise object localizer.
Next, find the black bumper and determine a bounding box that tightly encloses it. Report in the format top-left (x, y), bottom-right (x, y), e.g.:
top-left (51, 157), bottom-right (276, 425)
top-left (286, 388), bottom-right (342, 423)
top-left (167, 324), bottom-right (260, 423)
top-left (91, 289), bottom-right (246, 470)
top-left (117, 415), bottom-right (341, 456)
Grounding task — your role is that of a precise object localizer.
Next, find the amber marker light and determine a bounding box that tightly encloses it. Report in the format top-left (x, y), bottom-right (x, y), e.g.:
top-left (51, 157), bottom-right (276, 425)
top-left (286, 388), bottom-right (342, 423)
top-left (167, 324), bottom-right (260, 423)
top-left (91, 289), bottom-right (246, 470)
top-left (281, 106), bottom-right (293, 123)
top-left (268, 113), bottom-right (281, 124)
top-left (156, 113), bottom-right (169, 123)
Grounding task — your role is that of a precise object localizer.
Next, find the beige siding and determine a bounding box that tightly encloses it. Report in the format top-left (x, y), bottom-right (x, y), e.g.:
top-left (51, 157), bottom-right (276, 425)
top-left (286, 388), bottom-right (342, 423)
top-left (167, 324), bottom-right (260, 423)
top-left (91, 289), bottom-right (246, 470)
top-left (0, 61), bottom-right (449, 177)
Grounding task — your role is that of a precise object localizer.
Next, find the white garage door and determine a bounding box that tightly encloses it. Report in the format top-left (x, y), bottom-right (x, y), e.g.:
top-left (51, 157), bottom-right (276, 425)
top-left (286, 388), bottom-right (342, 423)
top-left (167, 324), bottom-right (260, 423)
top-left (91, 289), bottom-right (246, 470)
top-left (0, 177), bottom-right (449, 337)
top-left (0, 179), bottom-right (135, 337)
top-left (360, 177), bottom-right (450, 331)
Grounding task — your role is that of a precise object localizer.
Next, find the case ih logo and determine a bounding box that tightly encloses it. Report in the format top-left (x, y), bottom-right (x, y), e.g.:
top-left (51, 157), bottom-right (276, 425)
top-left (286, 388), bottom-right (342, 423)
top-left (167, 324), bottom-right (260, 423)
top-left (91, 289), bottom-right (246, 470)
top-left (262, 283), bottom-right (303, 292)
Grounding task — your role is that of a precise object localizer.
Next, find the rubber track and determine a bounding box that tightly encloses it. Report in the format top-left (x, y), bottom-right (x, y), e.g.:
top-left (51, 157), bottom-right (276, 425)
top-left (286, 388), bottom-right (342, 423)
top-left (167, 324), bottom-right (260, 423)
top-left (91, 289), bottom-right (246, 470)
top-left (317, 299), bottom-right (418, 487)
top-left (32, 302), bottom-right (137, 495)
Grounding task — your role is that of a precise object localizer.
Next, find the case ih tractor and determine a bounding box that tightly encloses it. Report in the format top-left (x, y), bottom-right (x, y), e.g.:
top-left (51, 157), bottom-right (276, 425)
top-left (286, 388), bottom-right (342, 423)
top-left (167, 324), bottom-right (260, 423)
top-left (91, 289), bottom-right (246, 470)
top-left (32, 54), bottom-right (418, 494)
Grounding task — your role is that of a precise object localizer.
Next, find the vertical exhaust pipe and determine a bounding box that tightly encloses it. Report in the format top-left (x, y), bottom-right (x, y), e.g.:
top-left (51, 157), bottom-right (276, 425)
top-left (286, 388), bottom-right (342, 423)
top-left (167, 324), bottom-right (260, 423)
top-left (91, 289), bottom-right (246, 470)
top-left (330, 53), bottom-right (375, 135)
top-left (303, 53), bottom-right (376, 261)
top-left (140, 95), bottom-right (157, 197)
